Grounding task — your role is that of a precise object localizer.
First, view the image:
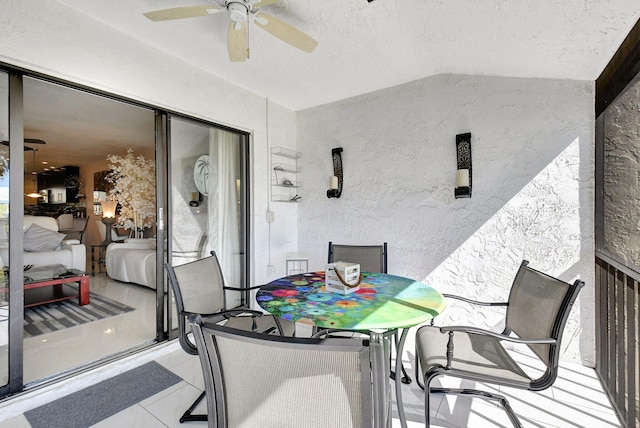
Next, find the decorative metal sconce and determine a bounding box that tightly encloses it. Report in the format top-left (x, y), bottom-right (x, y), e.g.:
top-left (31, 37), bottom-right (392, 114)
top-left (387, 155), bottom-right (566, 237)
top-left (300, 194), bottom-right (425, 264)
top-left (454, 132), bottom-right (472, 198)
top-left (327, 147), bottom-right (344, 198)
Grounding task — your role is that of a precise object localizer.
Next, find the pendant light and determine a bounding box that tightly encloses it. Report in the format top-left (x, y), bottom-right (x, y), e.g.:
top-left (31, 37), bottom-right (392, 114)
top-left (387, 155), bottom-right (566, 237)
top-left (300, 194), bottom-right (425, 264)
top-left (26, 149), bottom-right (41, 198)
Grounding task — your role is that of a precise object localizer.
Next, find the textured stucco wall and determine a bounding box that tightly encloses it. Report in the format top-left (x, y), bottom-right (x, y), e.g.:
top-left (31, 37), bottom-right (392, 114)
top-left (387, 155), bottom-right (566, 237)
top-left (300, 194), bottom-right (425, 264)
top-left (602, 75), bottom-right (640, 272)
top-left (297, 74), bottom-right (595, 364)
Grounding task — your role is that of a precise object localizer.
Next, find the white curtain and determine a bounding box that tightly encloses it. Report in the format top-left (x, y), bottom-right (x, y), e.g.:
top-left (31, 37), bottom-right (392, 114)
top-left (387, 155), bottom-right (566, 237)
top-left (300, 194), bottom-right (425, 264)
top-left (208, 128), bottom-right (241, 307)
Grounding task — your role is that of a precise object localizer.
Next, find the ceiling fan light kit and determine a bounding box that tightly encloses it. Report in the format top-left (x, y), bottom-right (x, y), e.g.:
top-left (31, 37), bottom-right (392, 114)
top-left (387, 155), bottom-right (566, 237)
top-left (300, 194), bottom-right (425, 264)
top-left (144, 0), bottom-right (317, 62)
top-left (228, 2), bottom-right (248, 23)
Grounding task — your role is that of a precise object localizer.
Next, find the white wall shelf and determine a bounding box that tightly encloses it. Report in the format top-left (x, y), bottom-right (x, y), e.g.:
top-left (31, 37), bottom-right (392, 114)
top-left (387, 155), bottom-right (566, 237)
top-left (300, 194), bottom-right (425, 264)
top-left (271, 147), bottom-right (301, 202)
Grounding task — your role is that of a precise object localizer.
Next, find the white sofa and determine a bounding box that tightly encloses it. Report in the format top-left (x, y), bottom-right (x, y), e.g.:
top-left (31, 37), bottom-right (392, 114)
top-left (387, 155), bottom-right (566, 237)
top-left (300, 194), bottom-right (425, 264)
top-left (0, 215), bottom-right (87, 271)
top-left (105, 239), bottom-right (156, 289)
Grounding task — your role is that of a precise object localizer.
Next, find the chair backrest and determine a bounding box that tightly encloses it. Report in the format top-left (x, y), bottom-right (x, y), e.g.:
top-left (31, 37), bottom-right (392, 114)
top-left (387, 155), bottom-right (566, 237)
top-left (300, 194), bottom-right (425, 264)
top-left (328, 241), bottom-right (388, 273)
top-left (56, 213), bottom-right (74, 229)
top-left (165, 253), bottom-right (227, 354)
top-left (505, 260), bottom-right (584, 375)
top-left (71, 217), bottom-right (88, 232)
top-left (24, 215), bottom-right (59, 232)
top-left (189, 314), bottom-right (381, 428)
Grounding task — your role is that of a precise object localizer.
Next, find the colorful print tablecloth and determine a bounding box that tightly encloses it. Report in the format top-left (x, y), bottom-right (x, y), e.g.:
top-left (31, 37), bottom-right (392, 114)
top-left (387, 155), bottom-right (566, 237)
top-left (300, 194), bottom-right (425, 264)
top-left (257, 272), bottom-right (446, 330)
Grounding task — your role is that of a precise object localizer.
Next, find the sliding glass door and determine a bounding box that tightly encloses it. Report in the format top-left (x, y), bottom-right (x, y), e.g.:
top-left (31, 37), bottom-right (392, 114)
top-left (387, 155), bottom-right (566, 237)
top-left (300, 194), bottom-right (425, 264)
top-left (0, 67), bottom-right (250, 399)
top-left (168, 116), bottom-right (249, 309)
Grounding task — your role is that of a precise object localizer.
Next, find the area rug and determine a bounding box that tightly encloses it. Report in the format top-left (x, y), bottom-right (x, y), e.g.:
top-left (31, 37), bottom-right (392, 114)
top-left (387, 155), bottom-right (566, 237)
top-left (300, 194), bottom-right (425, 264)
top-left (23, 293), bottom-right (135, 338)
top-left (24, 361), bottom-right (183, 428)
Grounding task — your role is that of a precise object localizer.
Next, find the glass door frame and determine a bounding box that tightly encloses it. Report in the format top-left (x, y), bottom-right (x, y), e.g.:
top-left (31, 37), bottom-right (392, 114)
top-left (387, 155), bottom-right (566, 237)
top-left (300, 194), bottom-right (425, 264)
top-left (2, 71), bottom-right (26, 396)
top-left (164, 113), bottom-right (251, 342)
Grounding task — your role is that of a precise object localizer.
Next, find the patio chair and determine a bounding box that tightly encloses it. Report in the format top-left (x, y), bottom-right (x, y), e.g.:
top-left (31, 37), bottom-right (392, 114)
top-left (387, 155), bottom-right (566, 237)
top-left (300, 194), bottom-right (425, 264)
top-left (58, 216), bottom-right (88, 242)
top-left (188, 312), bottom-right (384, 428)
top-left (165, 251), bottom-right (295, 423)
top-left (415, 260), bottom-right (584, 427)
top-left (328, 241), bottom-right (387, 273)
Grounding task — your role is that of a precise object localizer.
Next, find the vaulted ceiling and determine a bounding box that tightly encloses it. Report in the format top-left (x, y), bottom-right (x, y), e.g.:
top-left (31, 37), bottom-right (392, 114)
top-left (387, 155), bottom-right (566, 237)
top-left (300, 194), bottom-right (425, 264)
top-left (6, 1), bottom-right (640, 173)
top-left (56, 0), bottom-right (640, 111)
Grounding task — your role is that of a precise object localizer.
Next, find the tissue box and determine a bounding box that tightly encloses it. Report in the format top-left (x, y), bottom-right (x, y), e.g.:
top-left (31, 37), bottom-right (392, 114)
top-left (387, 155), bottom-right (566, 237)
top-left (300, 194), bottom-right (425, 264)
top-left (326, 262), bottom-right (361, 294)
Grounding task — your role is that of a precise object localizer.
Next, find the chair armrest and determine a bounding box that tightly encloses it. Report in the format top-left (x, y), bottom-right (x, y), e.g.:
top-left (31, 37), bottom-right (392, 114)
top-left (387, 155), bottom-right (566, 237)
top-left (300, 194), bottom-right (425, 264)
top-left (186, 310), bottom-right (262, 334)
top-left (440, 325), bottom-right (557, 345)
top-left (198, 308), bottom-right (265, 318)
top-left (439, 326), bottom-right (556, 369)
top-left (224, 284), bottom-right (263, 292)
top-left (61, 239), bottom-right (80, 246)
top-left (443, 294), bottom-right (508, 307)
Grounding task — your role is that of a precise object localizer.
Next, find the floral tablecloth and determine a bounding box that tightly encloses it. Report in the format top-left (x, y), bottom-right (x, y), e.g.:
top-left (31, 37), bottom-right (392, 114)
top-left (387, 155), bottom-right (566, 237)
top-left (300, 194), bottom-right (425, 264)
top-left (256, 271), bottom-right (446, 330)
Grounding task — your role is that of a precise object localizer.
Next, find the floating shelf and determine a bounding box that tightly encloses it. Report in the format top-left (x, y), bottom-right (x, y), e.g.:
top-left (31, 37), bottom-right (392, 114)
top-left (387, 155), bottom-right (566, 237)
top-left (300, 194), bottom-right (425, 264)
top-left (271, 147), bottom-right (301, 160)
top-left (272, 195), bottom-right (301, 203)
top-left (271, 147), bottom-right (301, 202)
top-left (272, 162), bottom-right (301, 174)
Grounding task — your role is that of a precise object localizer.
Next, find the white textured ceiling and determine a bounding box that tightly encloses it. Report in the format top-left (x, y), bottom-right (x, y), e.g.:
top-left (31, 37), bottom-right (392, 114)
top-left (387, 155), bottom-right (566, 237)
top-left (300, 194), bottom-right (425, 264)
top-left (55, 0), bottom-right (640, 111)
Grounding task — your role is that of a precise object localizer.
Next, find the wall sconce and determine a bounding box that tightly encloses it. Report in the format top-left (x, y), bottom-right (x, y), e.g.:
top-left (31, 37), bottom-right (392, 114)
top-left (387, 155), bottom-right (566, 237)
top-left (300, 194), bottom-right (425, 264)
top-left (327, 147), bottom-right (343, 198)
top-left (100, 200), bottom-right (118, 245)
top-left (454, 132), bottom-right (472, 199)
top-left (189, 192), bottom-right (203, 207)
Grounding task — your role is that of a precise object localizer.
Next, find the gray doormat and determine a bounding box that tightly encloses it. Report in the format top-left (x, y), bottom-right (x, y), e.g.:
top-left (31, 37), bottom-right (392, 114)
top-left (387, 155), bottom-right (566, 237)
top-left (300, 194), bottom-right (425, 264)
top-left (24, 293), bottom-right (135, 338)
top-left (24, 361), bottom-right (183, 428)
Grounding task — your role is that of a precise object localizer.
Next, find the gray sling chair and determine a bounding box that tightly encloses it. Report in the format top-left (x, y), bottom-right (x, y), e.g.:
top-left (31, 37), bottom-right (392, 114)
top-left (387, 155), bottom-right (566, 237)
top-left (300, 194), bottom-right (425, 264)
top-left (165, 251), bottom-right (296, 423)
top-left (189, 312), bottom-right (385, 428)
top-left (414, 260), bottom-right (584, 428)
top-left (325, 242), bottom-right (410, 384)
top-left (328, 242), bottom-right (388, 274)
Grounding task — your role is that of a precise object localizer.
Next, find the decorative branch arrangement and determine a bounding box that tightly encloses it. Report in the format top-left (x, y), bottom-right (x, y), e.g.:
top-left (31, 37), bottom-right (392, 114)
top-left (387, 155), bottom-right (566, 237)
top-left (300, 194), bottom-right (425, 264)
top-left (105, 148), bottom-right (155, 238)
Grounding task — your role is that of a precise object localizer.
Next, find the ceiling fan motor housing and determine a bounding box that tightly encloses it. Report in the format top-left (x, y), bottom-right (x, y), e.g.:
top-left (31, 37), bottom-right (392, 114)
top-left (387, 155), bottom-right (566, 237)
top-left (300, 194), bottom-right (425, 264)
top-left (227, 2), bottom-right (249, 23)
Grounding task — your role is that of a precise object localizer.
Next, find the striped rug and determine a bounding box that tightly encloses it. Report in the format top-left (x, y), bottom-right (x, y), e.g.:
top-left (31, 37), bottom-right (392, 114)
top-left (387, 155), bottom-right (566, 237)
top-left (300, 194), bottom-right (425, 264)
top-left (23, 293), bottom-right (135, 338)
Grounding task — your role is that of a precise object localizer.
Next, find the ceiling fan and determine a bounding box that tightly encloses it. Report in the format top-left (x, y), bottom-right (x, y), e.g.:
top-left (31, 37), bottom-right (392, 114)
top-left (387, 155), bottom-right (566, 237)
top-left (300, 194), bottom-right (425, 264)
top-left (143, 0), bottom-right (318, 62)
top-left (0, 138), bottom-right (46, 151)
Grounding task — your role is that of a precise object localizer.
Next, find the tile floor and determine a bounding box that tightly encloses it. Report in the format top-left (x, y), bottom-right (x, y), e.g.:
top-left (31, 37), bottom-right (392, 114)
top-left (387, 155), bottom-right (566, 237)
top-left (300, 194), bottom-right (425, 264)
top-left (0, 327), bottom-right (621, 428)
top-left (12, 272), bottom-right (159, 384)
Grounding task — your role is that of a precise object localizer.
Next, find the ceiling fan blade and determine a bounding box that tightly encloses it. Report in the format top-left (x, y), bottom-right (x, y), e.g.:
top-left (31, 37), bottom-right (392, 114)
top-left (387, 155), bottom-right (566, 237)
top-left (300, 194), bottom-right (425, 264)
top-left (228, 21), bottom-right (248, 62)
top-left (0, 139), bottom-right (46, 150)
top-left (254, 12), bottom-right (317, 53)
top-left (143, 5), bottom-right (221, 22)
top-left (255, 0), bottom-right (282, 7)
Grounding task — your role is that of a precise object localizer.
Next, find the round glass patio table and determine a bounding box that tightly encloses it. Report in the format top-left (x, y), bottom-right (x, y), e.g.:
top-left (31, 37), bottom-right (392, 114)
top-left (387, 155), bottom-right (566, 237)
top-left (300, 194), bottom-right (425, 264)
top-left (256, 271), bottom-right (445, 330)
top-left (257, 271), bottom-right (446, 428)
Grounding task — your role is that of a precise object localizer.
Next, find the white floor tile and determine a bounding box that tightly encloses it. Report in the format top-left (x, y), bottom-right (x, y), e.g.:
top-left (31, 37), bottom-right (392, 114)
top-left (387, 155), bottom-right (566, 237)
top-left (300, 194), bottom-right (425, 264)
top-left (161, 353), bottom-right (204, 391)
top-left (0, 415), bottom-right (31, 428)
top-left (90, 404), bottom-right (167, 428)
top-left (138, 381), bottom-right (188, 408)
top-left (140, 383), bottom-right (208, 428)
top-left (22, 274), bottom-right (158, 383)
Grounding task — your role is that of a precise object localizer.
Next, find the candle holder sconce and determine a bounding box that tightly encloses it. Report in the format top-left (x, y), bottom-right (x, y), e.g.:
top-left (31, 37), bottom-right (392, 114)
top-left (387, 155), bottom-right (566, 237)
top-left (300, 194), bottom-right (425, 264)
top-left (327, 147), bottom-right (344, 198)
top-left (454, 132), bottom-right (472, 199)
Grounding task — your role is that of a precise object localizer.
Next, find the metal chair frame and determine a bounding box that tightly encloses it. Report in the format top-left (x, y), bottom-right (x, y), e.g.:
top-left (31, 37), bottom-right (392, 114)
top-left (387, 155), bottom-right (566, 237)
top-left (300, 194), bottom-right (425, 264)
top-left (415, 260), bottom-right (585, 427)
top-left (165, 251), bottom-right (293, 423)
top-left (189, 313), bottom-right (384, 428)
